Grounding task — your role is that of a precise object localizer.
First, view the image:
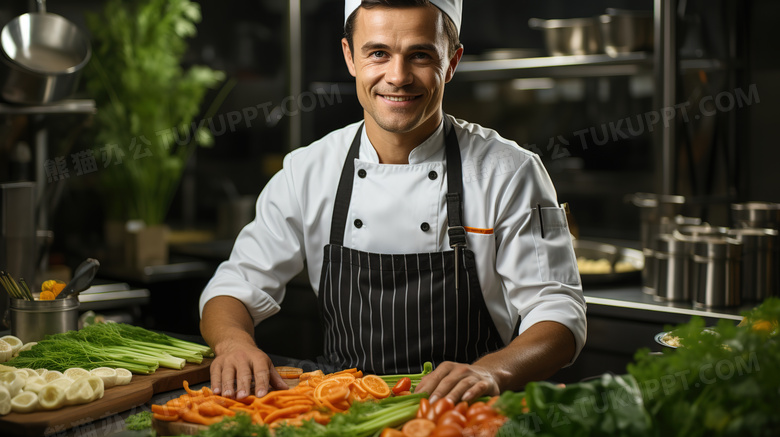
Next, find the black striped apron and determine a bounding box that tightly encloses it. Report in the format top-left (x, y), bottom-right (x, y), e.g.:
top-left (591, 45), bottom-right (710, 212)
top-left (318, 117), bottom-right (504, 375)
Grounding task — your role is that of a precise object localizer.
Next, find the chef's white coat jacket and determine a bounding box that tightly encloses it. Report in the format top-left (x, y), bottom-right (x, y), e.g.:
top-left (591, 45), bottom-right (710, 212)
top-left (199, 114), bottom-right (587, 362)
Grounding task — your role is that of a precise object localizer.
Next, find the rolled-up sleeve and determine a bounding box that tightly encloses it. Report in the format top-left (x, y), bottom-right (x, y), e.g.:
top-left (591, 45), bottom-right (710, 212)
top-left (495, 154), bottom-right (587, 364)
top-left (198, 153), bottom-right (306, 326)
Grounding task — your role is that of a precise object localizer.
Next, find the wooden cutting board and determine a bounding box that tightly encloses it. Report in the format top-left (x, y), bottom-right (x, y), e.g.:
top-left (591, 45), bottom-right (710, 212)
top-left (0, 358), bottom-right (212, 437)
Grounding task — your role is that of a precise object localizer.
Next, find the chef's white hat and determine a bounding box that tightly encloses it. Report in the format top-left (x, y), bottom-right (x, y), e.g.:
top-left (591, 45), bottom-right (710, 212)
top-left (344, 0), bottom-right (463, 34)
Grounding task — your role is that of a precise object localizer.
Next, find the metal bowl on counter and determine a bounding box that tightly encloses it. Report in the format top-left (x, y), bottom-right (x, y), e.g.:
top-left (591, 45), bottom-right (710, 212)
top-left (574, 239), bottom-right (644, 285)
top-left (528, 17), bottom-right (602, 56)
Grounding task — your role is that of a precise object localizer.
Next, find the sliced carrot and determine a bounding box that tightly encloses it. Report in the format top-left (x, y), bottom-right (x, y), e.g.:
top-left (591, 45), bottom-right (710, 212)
top-left (350, 379), bottom-right (369, 396)
top-left (332, 399), bottom-right (351, 411)
top-left (276, 394), bottom-right (313, 403)
top-left (164, 398), bottom-right (191, 409)
top-left (314, 379), bottom-right (349, 400)
top-left (198, 401), bottom-right (236, 417)
top-left (264, 405), bottom-right (312, 424)
top-left (180, 408), bottom-right (222, 426)
top-left (280, 399), bottom-right (316, 409)
top-left (189, 396), bottom-right (217, 405)
top-left (229, 405), bottom-right (257, 415)
top-left (327, 373), bottom-right (357, 385)
top-left (319, 397), bottom-right (346, 413)
top-left (299, 370), bottom-right (324, 380)
top-left (235, 395), bottom-right (258, 405)
top-left (324, 385), bottom-right (350, 403)
top-left (251, 411), bottom-right (265, 425)
top-left (208, 396), bottom-right (241, 408)
top-left (183, 380), bottom-right (209, 397)
top-left (276, 366), bottom-right (304, 379)
top-left (361, 375), bottom-right (391, 399)
top-left (153, 413), bottom-right (180, 422)
top-left (310, 410), bottom-right (331, 425)
top-left (256, 390), bottom-right (289, 404)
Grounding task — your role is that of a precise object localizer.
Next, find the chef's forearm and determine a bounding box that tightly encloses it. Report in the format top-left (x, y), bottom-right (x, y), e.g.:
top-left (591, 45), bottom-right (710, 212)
top-left (200, 295), bottom-right (257, 355)
top-left (474, 320), bottom-right (576, 392)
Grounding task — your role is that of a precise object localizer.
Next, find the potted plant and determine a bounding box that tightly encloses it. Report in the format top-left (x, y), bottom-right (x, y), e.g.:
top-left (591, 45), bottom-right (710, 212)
top-left (84, 0), bottom-right (226, 267)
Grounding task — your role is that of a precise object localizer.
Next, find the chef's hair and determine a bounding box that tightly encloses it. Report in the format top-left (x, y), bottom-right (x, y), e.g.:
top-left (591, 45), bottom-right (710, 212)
top-left (344, 0), bottom-right (461, 58)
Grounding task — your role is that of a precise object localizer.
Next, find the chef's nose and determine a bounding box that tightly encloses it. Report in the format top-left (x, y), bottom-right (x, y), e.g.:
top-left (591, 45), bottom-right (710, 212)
top-left (385, 57), bottom-right (413, 88)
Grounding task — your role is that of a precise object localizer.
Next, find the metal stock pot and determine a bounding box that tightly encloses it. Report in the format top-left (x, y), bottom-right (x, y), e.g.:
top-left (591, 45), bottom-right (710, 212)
top-left (528, 17), bottom-right (602, 56)
top-left (0, 0), bottom-right (91, 104)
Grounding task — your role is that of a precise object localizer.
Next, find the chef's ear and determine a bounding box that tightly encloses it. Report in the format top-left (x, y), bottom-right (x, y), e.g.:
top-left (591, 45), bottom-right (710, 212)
top-left (342, 38), bottom-right (357, 77)
top-left (444, 44), bottom-right (464, 83)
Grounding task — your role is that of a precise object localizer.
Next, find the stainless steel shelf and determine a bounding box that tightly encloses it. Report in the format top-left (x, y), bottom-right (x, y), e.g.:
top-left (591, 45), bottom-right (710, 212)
top-left (455, 52), bottom-right (724, 80)
top-left (0, 99), bottom-right (96, 115)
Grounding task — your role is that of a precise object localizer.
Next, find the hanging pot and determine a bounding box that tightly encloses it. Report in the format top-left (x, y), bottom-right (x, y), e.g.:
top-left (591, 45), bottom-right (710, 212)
top-left (0, 0), bottom-right (91, 104)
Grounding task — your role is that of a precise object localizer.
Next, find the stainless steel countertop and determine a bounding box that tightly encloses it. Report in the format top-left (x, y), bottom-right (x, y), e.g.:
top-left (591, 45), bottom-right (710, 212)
top-left (584, 284), bottom-right (749, 323)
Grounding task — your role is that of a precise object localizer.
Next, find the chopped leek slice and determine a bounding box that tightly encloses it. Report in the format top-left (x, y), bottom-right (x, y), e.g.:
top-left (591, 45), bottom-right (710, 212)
top-left (115, 368), bottom-right (132, 385)
top-left (10, 391), bottom-right (38, 413)
top-left (38, 384), bottom-right (66, 410)
top-left (90, 367), bottom-right (116, 389)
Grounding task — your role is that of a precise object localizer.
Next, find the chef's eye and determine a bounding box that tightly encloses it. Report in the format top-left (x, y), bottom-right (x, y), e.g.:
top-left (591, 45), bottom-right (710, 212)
top-left (370, 51), bottom-right (387, 58)
top-left (412, 52), bottom-right (431, 60)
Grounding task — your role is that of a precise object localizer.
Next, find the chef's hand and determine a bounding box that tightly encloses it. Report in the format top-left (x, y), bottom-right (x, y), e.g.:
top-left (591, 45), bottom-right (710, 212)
top-left (209, 339), bottom-right (288, 399)
top-left (414, 361), bottom-right (500, 404)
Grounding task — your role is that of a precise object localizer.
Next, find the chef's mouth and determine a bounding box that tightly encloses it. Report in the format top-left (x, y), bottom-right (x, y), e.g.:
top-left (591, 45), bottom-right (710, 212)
top-left (378, 94), bottom-right (420, 102)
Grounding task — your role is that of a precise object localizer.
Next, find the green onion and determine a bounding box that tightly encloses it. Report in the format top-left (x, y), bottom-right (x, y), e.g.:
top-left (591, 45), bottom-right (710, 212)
top-left (378, 361), bottom-right (434, 389)
top-left (5, 322), bottom-right (213, 374)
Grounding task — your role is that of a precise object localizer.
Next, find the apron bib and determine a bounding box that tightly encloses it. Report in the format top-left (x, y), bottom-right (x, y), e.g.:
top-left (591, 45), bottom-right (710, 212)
top-left (318, 117), bottom-right (504, 374)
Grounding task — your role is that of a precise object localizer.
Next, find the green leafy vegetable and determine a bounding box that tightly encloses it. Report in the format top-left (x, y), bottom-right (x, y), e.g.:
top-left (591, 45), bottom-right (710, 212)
top-left (627, 297), bottom-right (780, 436)
top-left (5, 322), bottom-right (213, 374)
top-left (125, 411), bottom-right (153, 431)
top-left (496, 374), bottom-right (651, 437)
top-left (191, 413), bottom-right (273, 437)
top-left (84, 0), bottom-right (228, 225)
top-left (496, 299), bottom-right (780, 437)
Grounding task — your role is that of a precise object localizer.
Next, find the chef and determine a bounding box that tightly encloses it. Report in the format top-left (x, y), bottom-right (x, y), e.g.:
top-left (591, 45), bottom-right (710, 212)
top-left (199, 0), bottom-right (587, 404)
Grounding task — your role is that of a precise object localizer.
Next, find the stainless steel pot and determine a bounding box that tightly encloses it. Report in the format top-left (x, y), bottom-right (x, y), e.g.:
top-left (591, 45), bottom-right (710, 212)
top-left (691, 237), bottom-right (742, 308)
top-left (9, 296), bottom-right (79, 343)
top-left (654, 234), bottom-right (688, 302)
top-left (731, 202), bottom-right (780, 230)
top-left (727, 228), bottom-right (779, 303)
top-left (528, 17), bottom-right (602, 56)
top-left (629, 192), bottom-right (686, 293)
top-left (598, 8), bottom-right (653, 57)
top-left (0, 0), bottom-right (91, 104)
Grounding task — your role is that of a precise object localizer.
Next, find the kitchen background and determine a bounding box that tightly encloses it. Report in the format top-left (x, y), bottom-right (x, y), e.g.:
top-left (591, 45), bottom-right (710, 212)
top-left (1, 0), bottom-right (778, 380)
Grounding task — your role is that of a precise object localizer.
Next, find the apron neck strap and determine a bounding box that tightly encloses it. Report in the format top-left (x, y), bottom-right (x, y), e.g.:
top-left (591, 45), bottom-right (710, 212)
top-left (443, 117), bottom-right (467, 249)
top-left (328, 123), bottom-right (364, 247)
top-left (329, 115), bottom-right (465, 247)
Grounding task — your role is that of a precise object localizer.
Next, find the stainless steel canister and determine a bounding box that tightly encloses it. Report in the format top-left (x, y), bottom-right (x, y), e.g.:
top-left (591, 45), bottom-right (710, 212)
top-left (9, 296), bottom-right (79, 343)
top-left (727, 228), bottom-right (779, 303)
top-left (691, 237), bottom-right (742, 308)
top-left (731, 202), bottom-right (780, 230)
top-left (673, 225), bottom-right (730, 300)
top-left (630, 193), bottom-right (686, 294)
top-left (653, 234), bottom-right (688, 302)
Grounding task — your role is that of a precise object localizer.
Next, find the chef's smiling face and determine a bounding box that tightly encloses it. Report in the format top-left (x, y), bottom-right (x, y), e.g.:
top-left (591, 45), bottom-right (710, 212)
top-left (342, 5), bottom-right (462, 136)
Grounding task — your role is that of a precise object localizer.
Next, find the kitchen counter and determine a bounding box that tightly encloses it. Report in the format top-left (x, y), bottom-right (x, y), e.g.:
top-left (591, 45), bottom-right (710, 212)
top-left (553, 282), bottom-right (756, 383)
top-left (584, 284), bottom-right (748, 324)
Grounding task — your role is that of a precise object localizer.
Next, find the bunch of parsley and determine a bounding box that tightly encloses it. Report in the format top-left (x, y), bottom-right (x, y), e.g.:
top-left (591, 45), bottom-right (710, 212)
top-left (627, 298), bottom-right (780, 436)
top-left (84, 0), bottom-right (227, 225)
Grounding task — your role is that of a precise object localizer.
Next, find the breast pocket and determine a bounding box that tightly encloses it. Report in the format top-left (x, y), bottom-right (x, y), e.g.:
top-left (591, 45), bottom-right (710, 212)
top-left (531, 206), bottom-right (580, 286)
